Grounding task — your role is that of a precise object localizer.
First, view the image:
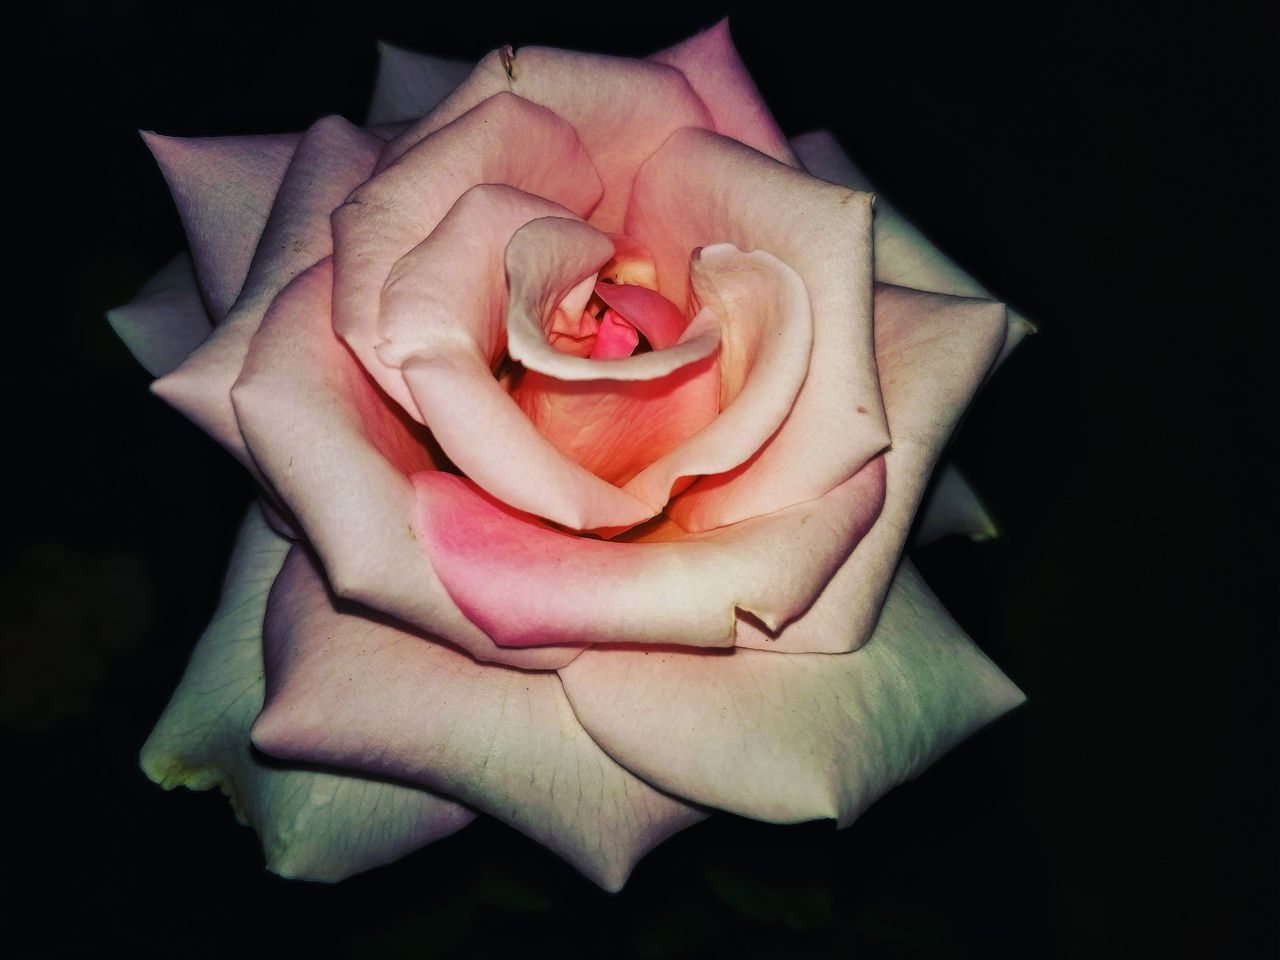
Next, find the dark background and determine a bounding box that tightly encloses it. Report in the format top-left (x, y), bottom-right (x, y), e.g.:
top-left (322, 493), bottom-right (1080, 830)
top-left (7, 1), bottom-right (1275, 956)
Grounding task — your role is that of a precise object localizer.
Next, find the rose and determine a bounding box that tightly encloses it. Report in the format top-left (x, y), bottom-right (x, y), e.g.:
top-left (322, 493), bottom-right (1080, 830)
top-left (110, 21), bottom-right (1029, 889)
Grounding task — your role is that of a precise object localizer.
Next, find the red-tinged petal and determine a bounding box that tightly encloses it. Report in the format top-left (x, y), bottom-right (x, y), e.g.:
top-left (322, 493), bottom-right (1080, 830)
top-left (913, 463), bottom-right (999, 545)
top-left (734, 284), bottom-right (1008, 653)
top-left (333, 92), bottom-right (603, 419)
top-left (588, 311), bottom-right (640, 359)
top-left (791, 129), bottom-right (1037, 365)
top-left (650, 19), bottom-right (798, 168)
top-left (366, 41), bottom-right (473, 125)
top-left (252, 547), bottom-right (706, 892)
top-left (412, 455), bottom-right (885, 649)
top-left (232, 258), bottom-right (581, 670)
top-left (631, 244), bottom-right (813, 519)
top-left (153, 116), bottom-right (381, 473)
top-left (504, 217), bottom-right (721, 385)
top-left (381, 46), bottom-right (713, 231)
top-left (593, 281), bottom-right (685, 349)
top-left (559, 559), bottom-right (1024, 826)
top-left (141, 505), bottom-right (475, 882)
top-left (142, 130), bottom-right (299, 318)
top-left (107, 253), bottom-right (210, 377)
top-left (626, 128), bottom-right (888, 530)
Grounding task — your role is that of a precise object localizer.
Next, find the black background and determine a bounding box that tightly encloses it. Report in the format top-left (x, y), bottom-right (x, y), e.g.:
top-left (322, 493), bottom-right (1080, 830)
top-left (7, 1), bottom-right (1275, 956)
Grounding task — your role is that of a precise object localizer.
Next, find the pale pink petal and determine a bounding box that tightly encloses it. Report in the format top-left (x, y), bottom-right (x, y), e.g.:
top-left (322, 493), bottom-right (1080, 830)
top-left (380, 46), bottom-right (713, 231)
top-left (559, 558), bottom-right (1024, 826)
top-left (232, 258), bottom-right (580, 670)
top-left (141, 505), bottom-right (474, 882)
top-left (735, 284), bottom-right (1008, 653)
top-left (650, 19), bottom-right (798, 167)
top-left (252, 547), bottom-right (706, 892)
top-left (333, 92), bottom-right (603, 419)
top-left (366, 41), bottom-right (473, 125)
top-left (913, 463), bottom-right (1000, 545)
top-left (791, 129), bottom-right (1038, 362)
top-left (626, 128), bottom-right (888, 530)
top-left (631, 244), bottom-right (813, 520)
top-left (152, 116), bottom-right (381, 472)
top-left (412, 454), bottom-right (885, 649)
top-left (106, 253), bottom-right (210, 377)
top-left (142, 130), bottom-right (299, 318)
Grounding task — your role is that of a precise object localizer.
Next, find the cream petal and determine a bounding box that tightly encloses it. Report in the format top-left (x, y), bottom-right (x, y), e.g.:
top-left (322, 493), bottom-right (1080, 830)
top-left (380, 45), bottom-right (713, 231)
top-left (734, 284), bottom-right (1008, 653)
top-left (232, 258), bottom-right (581, 670)
top-left (106, 253), bottom-right (210, 377)
top-left (141, 505), bottom-right (474, 882)
top-left (366, 41), bottom-right (473, 125)
top-left (559, 558), bottom-right (1024, 826)
top-left (252, 547), bottom-right (706, 892)
top-left (649, 19), bottom-right (797, 167)
top-left (142, 130), bottom-right (299, 318)
top-left (626, 128), bottom-right (889, 531)
top-left (152, 115), bottom-right (381, 472)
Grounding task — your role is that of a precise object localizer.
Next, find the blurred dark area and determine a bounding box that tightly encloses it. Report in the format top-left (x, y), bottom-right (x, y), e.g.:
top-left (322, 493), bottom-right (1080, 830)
top-left (7, 0), bottom-right (1275, 956)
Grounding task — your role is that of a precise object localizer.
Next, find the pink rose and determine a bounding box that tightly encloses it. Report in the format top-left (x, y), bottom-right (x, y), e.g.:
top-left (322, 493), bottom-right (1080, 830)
top-left (110, 22), bottom-right (1029, 889)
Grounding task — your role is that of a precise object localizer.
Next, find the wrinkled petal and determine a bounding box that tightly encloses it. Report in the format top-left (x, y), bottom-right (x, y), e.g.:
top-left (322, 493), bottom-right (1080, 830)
top-left (913, 463), bottom-right (999, 545)
top-left (153, 116), bottom-right (381, 471)
top-left (559, 558), bottom-right (1024, 826)
top-left (627, 128), bottom-right (888, 531)
top-left (142, 130), bottom-right (300, 318)
top-left (791, 129), bottom-right (1037, 362)
top-left (381, 46), bottom-right (713, 231)
top-left (140, 505), bottom-right (474, 881)
top-left (252, 547), bottom-right (706, 892)
top-left (366, 41), bottom-right (473, 125)
top-left (107, 253), bottom-right (210, 377)
top-left (333, 92), bottom-right (603, 419)
top-left (232, 258), bottom-right (580, 670)
top-left (735, 284), bottom-right (1008, 653)
top-left (650, 19), bottom-right (797, 167)
top-left (412, 455), bottom-right (885, 649)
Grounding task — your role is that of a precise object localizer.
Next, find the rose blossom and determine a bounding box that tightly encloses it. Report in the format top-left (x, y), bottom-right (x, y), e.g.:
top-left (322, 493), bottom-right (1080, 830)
top-left (109, 22), bottom-right (1030, 889)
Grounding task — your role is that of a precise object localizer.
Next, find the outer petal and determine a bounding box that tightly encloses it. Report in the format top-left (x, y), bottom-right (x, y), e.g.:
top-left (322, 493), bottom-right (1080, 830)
top-left (559, 558), bottom-right (1024, 826)
top-left (650, 19), bottom-right (798, 167)
top-left (913, 463), bottom-right (999, 545)
top-left (380, 46), bottom-right (713, 231)
top-left (791, 129), bottom-right (1037, 366)
top-left (412, 455), bottom-right (885, 649)
top-left (734, 284), bottom-right (1008, 653)
top-left (232, 258), bottom-right (580, 670)
top-left (251, 547), bottom-right (706, 892)
top-left (332, 92), bottom-right (603, 420)
top-left (142, 130), bottom-right (300, 318)
top-left (140, 505), bottom-right (474, 881)
top-left (627, 128), bottom-right (889, 531)
top-left (107, 253), bottom-right (210, 377)
top-left (366, 41), bottom-right (473, 125)
top-left (152, 115), bottom-right (381, 471)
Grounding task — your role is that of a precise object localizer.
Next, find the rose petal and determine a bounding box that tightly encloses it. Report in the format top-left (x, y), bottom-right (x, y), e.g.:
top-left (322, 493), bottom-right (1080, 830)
top-left (251, 546), bottom-right (706, 892)
top-left (107, 253), bottom-right (210, 377)
top-left (734, 284), bottom-right (1008, 653)
top-left (152, 115), bottom-right (381, 471)
top-left (141, 504), bottom-right (474, 882)
top-left (592, 282), bottom-right (682, 349)
top-left (627, 128), bottom-right (889, 530)
top-left (649, 19), bottom-right (798, 167)
top-left (380, 46), bottom-right (713, 232)
top-left (333, 92), bottom-right (603, 420)
top-left (791, 129), bottom-right (1038, 366)
top-left (559, 558), bottom-right (1024, 826)
top-left (366, 41), bottom-right (473, 125)
top-left (913, 463), bottom-right (999, 545)
top-left (142, 130), bottom-right (300, 318)
top-left (412, 455), bottom-right (885, 649)
top-left (232, 258), bottom-right (581, 670)
top-left (587, 310), bottom-right (640, 360)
